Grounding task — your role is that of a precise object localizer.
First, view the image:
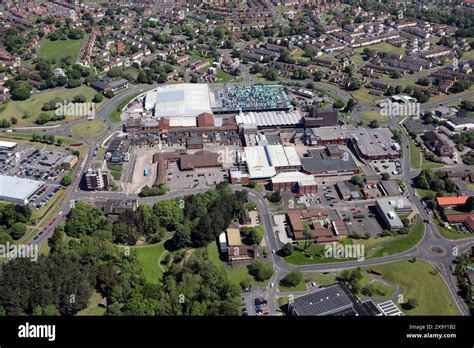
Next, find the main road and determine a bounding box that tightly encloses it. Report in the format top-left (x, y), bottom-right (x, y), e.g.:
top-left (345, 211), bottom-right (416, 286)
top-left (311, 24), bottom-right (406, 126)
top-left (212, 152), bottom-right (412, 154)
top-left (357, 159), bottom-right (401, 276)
top-left (21, 82), bottom-right (474, 316)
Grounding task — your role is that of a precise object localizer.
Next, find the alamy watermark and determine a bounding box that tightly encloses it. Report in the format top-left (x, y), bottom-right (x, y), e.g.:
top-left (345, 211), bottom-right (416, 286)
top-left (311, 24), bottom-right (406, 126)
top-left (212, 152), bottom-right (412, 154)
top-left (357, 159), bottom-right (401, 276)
top-left (380, 101), bottom-right (421, 118)
top-left (55, 100), bottom-right (96, 119)
top-left (0, 242), bottom-right (38, 262)
top-left (324, 242), bottom-right (365, 261)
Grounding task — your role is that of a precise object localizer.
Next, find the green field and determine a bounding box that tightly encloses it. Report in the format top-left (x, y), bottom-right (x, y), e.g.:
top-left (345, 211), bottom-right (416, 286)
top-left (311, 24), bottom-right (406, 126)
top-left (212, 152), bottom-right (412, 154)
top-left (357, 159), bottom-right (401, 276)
top-left (278, 281), bottom-right (307, 293)
top-left (77, 291), bottom-right (106, 316)
top-left (360, 110), bottom-right (389, 123)
top-left (70, 120), bottom-right (108, 138)
top-left (0, 86), bottom-right (99, 126)
top-left (283, 239), bottom-right (357, 265)
top-left (355, 42), bottom-right (406, 55)
top-left (38, 38), bottom-right (84, 65)
top-left (356, 217), bottom-right (424, 259)
top-left (350, 87), bottom-right (378, 106)
top-left (366, 260), bottom-right (460, 315)
top-left (421, 155), bottom-right (444, 170)
top-left (409, 139), bottom-right (421, 169)
top-left (132, 242), bottom-right (168, 284)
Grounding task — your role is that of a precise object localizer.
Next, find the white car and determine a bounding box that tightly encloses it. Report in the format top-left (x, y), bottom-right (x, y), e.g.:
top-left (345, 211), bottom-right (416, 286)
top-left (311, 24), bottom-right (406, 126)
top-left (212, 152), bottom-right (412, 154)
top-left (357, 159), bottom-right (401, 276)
top-left (270, 283), bottom-right (274, 288)
top-left (272, 249), bottom-right (275, 254)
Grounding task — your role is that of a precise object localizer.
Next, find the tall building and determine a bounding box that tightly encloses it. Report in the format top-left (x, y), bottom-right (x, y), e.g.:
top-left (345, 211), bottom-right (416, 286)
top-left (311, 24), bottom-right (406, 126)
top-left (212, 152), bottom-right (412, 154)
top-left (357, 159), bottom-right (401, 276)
top-left (85, 168), bottom-right (109, 190)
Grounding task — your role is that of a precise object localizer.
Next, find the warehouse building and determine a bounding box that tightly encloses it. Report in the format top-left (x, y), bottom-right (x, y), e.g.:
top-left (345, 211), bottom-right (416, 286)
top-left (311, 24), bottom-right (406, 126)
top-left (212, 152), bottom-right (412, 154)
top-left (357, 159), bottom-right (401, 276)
top-left (271, 171), bottom-right (317, 195)
top-left (235, 110), bottom-right (303, 128)
top-left (145, 84), bottom-right (213, 118)
top-left (243, 145), bottom-right (301, 179)
top-left (301, 147), bottom-right (359, 176)
top-left (375, 197), bottom-right (412, 230)
top-left (0, 141), bottom-right (17, 150)
top-left (0, 175), bottom-right (45, 204)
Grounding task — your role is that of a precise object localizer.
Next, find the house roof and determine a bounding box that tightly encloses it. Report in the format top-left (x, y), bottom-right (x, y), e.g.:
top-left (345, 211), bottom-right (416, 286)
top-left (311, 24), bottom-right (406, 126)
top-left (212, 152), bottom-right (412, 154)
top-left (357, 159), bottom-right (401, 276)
top-left (436, 196), bottom-right (470, 206)
top-left (287, 211), bottom-right (303, 232)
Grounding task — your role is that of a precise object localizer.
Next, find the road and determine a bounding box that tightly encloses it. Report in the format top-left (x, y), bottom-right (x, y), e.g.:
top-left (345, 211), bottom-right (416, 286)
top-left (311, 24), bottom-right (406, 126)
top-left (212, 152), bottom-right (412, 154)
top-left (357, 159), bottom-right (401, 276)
top-left (19, 81), bottom-right (474, 317)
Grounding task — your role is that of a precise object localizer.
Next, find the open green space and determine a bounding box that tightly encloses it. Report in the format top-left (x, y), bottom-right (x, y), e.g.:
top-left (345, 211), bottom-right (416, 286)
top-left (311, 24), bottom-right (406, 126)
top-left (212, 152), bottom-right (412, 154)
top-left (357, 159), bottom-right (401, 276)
top-left (355, 42), bottom-right (405, 55)
top-left (77, 291), bottom-right (106, 316)
top-left (38, 38), bottom-right (84, 65)
top-left (360, 110), bottom-right (389, 123)
top-left (421, 155), bottom-right (444, 170)
top-left (366, 260), bottom-right (460, 315)
top-left (283, 239), bottom-right (356, 265)
top-left (70, 120), bottom-right (108, 138)
top-left (409, 139), bottom-right (421, 169)
top-left (0, 85), bottom-right (99, 126)
top-left (350, 87), bottom-right (378, 106)
top-left (278, 282), bottom-right (307, 293)
top-left (132, 242), bottom-right (168, 284)
top-left (356, 217), bottom-right (424, 259)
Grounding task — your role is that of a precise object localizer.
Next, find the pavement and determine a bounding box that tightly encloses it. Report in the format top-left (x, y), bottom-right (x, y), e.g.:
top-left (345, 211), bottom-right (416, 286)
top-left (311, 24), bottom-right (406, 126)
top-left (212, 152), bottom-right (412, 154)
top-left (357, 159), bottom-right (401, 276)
top-left (17, 81), bottom-right (474, 317)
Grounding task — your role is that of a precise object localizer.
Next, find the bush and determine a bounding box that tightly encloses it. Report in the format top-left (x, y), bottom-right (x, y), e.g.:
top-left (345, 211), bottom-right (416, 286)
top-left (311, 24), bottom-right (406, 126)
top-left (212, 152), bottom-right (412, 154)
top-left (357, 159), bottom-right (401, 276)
top-left (280, 270), bottom-right (303, 287)
top-left (265, 191), bottom-right (282, 203)
top-left (280, 242), bottom-right (294, 256)
top-left (138, 184), bottom-right (169, 197)
top-left (248, 261), bottom-right (274, 281)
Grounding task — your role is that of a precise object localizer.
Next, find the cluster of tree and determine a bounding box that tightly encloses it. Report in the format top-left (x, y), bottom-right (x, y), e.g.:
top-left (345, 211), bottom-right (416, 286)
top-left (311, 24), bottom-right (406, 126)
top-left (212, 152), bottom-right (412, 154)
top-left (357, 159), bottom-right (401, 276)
top-left (138, 184), bottom-right (169, 197)
top-left (350, 175), bottom-right (365, 188)
top-left (340, 267), bottom-right (363, 293)
top-left (114, 251), bottom-right (241, 316)
top-left (3, 29), bottom-right (27, 55)
top-left (35, 112), bottom-right (65, 125)
top-left (9, 81), bottom-right (33, 101)
top-left (47, 28), bottom-right (84, 41)
top-left (280, 270), bottom-right (304, 288)
top-left (265, 191), bottom-right (282, 203)
top-left (248, 261), bottom-right (274, 282)
top-left (279, 242), bottom-right (294, 257)
top-left (413, 169), bottom-right (458, 196)
top-left (0, 204), bottom-right (32, 242)
top-left (451, 81), bottom-right (472, 94)
top-left (344, 78), bottom-right (362, 91)
top-left (240, 226), bottom-right (265, 246)
top-left (31, 134), bottom-right (62, 146)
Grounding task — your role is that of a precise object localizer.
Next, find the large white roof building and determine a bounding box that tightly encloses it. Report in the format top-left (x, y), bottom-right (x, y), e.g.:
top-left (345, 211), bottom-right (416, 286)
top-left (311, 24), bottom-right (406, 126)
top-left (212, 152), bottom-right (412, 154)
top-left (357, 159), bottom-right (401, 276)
top-left (151, 84), bottom-right (213, 118)
top-left (0, 175), bottom-right (45, 204)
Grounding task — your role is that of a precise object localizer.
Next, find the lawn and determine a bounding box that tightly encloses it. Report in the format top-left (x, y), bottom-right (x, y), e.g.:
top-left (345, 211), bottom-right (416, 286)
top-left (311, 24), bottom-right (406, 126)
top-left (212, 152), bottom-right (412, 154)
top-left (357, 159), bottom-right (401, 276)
top-left (409, 139), bottom-right (421, 169)
top-left (0, 85), bottom-right (98, 126)
top-left (466, 183), bottom-right (474, 192)
top-left (107, 163), bottom-right (122, 181)
top-left (355, 42), bottom-right (405, 55)
top-left (132, 242), bottom-right (168, 284)
top-left (360, 110), bottom-right (389, 123)
top-left (38, 38), bottom-right (84, 65)
top-left (278, 282), bottom-right (307, 293)
top-left (355, 217), bottom-right (424, 259)
top-left (366, 260), bottom-right (460, 315)
top-left (350, 87), bottom-right (378, 106)
top-left (70, 120), bottom-right (108, 138)
top-left (77, 291), bottom-right (106, 316)
top-left (207, 241), bottom-right (269, 287)
top-left (283, 239), bottom-right (357, 265)
top-left (421, 156), bottom-right (444, 170)
top-left (216, 69), bottom-right (237, 83)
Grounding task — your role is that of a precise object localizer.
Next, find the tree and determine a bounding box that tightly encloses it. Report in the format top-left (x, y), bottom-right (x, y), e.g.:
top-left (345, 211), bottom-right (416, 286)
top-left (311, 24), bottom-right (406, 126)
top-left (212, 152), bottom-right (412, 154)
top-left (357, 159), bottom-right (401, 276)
top-left (247, 226), bottom-right (264, 246)
top-left (171, 223), bottom-right (191, 249)
top-left (280, 242), bottom-right (294, 256)
top-left (266, 191), bottom-right (282, 203)
top-left (60, 174), bottom-right (72, 186)
top-left (334, 99), bottom-right (345, 109)
top-left (92, 93), bottom-right (104, 103)
top-left (280, 270), bottom-right (303, 287)
top-left (10, 82), bottom-right (32, 101)
top-left (369, 120), bottom-right (379, 128)
top-left (465, 197), bottom-right (474, 212)
top-left (381, 172), bottom-right (390, 181)
top-left (9, 222), bottom-right (26, 239)
top-left (248, 261), bottom-right (274, 281)
top-left (405, 298), bottom-right (418, 309)
top-left (351, 175), bottom-right (364, 187)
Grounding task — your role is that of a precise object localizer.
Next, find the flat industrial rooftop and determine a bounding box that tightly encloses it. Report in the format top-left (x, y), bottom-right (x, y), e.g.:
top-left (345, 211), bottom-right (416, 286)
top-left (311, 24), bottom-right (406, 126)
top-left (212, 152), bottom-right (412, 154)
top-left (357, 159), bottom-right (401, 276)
top-left (154, 84), bottom-right (212, 118)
